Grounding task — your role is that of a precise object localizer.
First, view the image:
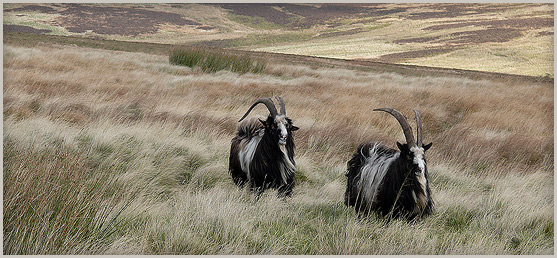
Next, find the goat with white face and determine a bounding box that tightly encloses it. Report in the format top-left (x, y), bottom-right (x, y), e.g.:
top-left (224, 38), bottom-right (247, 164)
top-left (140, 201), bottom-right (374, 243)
top-left (229, 97), bottom-right (299, 197)
top-left (344, 108), bottom-right (434, 221)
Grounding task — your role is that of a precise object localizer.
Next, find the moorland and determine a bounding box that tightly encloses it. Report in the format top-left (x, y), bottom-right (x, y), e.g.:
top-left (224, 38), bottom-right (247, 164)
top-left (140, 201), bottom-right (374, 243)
top-left (3, 3), bottom-right (554, 76)
top-left (3, 3), bottom-right (554, 255)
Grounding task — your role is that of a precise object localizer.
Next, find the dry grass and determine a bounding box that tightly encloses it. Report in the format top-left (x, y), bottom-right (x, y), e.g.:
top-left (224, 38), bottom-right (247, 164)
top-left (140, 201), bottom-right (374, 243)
top-left (3, 44), bottom-right (553, 254)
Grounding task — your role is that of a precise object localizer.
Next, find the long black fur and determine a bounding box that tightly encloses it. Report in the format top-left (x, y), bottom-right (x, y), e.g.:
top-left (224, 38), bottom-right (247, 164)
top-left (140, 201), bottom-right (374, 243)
top-left (229, 115), bottom-right (298, 197)
top-left (345, 142), bottom-right (434, 221)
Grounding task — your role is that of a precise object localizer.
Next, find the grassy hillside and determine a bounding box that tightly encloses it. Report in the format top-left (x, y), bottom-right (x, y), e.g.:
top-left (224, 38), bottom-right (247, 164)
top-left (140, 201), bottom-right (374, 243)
top-left (3, 43), bottom-right (553, 254)
top-left (3, 3), bottom-right (553, 76)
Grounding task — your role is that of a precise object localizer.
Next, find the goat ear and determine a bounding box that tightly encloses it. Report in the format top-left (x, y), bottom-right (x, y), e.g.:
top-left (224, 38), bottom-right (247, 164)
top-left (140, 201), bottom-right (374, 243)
top-left (423, 142), bottom-right (433, 151)
top-left (396, 142), bottom-right (412, 160)
top-left (291, 125), bottom-right (299, 131)
top-left (396, 141), bottom-right (405, 152)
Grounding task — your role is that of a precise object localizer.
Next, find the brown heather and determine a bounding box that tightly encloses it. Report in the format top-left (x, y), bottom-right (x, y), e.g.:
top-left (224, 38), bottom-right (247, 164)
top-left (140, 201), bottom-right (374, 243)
top-left (3, 44), bottom-right (553, 254)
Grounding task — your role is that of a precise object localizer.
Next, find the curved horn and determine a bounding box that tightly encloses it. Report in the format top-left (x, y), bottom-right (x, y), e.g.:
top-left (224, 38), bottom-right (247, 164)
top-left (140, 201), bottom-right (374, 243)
top-left (275, 96), bottom-right (286, 115)
top-left (238, 98), bottom-right (278, 122)
top-left (373, 108), bottom-right (416, 148)
top-left (414, 110), bottom-right (423, 147)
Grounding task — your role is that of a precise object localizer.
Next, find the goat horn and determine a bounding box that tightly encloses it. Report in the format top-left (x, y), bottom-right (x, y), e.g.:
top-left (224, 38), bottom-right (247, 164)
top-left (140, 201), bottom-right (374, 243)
top-left (275, 96), bottom-right (286, 115)
top-left (414, 110), bottom-right (423, 147)
top-left (374, 108), bottom-right (416, 148)
top-left (238, 98), bottom-right (278, 122)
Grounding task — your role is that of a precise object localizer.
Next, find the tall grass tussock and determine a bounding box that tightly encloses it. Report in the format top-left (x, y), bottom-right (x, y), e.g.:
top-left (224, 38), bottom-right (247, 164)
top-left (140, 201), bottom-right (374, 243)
top-left (3, 44), bottom-right (553, 254)
top-left (169, 47), bottom-right (266, 74)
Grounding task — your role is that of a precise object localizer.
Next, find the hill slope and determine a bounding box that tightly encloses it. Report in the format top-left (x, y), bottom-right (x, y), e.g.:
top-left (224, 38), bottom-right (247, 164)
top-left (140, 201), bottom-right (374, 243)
top-left (3, 3), bottom-right (554, 76)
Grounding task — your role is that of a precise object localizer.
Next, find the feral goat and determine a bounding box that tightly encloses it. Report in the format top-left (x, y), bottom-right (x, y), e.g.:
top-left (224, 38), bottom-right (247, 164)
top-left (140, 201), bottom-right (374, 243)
top-left (229, 97), bottom-right (299, 197)
top-left (344, 108), bottom-right (434, 221)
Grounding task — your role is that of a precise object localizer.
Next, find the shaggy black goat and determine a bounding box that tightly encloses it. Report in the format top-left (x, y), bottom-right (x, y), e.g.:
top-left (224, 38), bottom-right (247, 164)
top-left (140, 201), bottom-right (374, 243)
top-left (344, 108), bottom-right (434, 220)
top-left (229, 97), bottom-right (299, 197)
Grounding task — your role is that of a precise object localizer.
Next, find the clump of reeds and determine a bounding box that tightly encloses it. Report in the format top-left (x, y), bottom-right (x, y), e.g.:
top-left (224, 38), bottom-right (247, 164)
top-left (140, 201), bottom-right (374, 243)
top-left (169, 47), bottom-right (266, 74)
top-left (2, 138), bottom-right (123, 254)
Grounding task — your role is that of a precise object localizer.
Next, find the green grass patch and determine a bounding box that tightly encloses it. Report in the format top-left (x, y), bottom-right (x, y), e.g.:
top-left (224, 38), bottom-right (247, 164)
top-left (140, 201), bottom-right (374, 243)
top-left (3, 138), bottom-right (125, 254)
top-left (303, 202), bottom-right (348, 224)
top-left (169, 47), bottom-right (266, 74)
top-left (197, 33), bottom-right (313, 48)
top-left (228, 14), bottom-right (284, 30)
top-left (443, 205), bottom-right (478, 232)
